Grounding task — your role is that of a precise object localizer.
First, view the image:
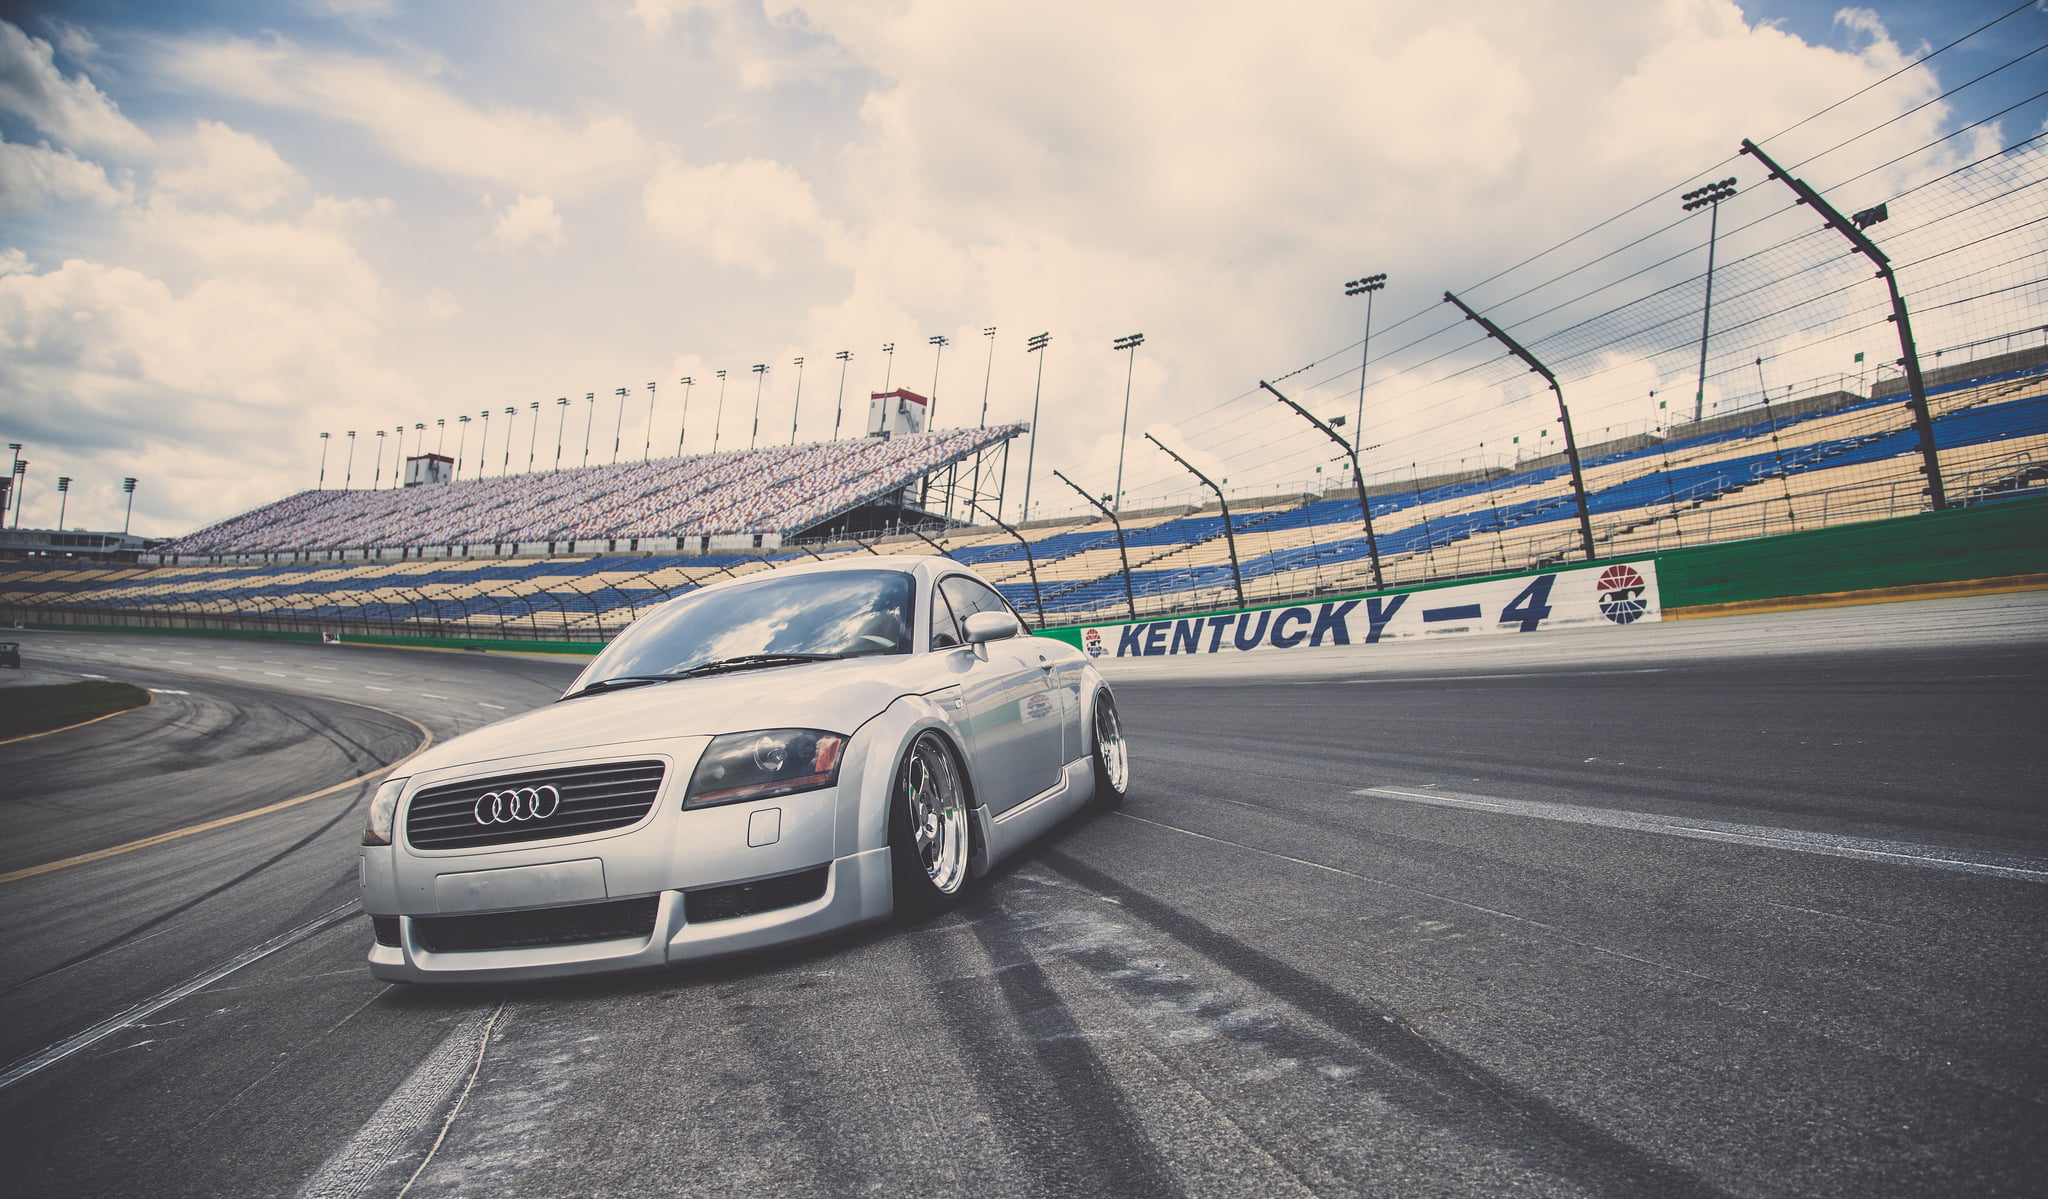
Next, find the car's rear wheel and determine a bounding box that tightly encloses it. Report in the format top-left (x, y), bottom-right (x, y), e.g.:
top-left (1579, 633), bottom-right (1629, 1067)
top-left (888, 731), bottom-right (971, 914)
top-left (1091, 690), bottom-right (1129, 809)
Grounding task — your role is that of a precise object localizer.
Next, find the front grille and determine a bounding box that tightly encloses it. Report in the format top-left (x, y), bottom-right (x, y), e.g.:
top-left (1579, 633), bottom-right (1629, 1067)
top-left (685, 865), bottom-right (831, 924)
top-left (412, 896), bottom-right (661, 953)
top-left (405, 760), bottom-right (666, 850)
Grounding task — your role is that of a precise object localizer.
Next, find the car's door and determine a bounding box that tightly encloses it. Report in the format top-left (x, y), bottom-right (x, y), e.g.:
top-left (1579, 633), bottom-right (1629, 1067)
top-left (930, 574), bottom-right (1069, 814)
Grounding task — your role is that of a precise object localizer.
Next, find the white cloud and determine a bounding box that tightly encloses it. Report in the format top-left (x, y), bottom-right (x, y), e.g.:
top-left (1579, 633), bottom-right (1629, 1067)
top-left (487, 193), bottom-right (565, 251)
top-left (161, 34), bottom-right (648, 195)
top-left (0, 137), bottom-right (126, 216)
top-left (642, 154), bottom-right (837, 274)
top-left (153, 120), bottom-right (303, 215)
top-left (0, 20), bottom-right (149, 155)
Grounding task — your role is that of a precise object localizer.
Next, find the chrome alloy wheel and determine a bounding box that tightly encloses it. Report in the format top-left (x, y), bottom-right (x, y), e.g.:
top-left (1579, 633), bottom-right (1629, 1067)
top-left (1094, 698), bottom-right (1129, 794)
top-left (903, 733), bottom-right (969, 894)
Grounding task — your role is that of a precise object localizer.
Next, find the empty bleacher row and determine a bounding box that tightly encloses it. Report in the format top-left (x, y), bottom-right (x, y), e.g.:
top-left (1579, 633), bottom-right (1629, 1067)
top-left (3, 363), bottom-right (2042, 635)
top-left (159, 426), bottom-right (1023, 559)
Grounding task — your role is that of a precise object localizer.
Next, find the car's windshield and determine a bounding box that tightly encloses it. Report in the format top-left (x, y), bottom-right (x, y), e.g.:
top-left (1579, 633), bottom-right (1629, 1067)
top-left (570, 569), bottom-right (915, 692)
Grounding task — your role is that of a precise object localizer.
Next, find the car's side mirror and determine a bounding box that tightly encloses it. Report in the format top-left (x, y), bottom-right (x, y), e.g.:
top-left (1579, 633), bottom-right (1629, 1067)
top-left (962, 610), bottom-right (1021, 645)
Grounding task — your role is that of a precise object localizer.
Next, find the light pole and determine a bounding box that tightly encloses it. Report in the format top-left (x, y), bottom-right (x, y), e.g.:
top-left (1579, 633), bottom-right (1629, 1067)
top-left (435, 419), bottom-right (446, 454)
top-left (1345, 272), bottom-right (1386, 437)
top-left (502, 407), bottom-right (516, 476)
top-left (789, 356), bottom-right (806, 445)
top-left (676, 377), bottom-right (694, 456)
top-left (9, 459), bottom-right (24, 529)
top-left (581, 392), bottom-right (595, 467)
top-left (881, 342), bottom-right (895, 391)
top-left (1020, 332), bottom-right (1050, 523)
top-left (644, 382), bottom-right (657, 461)
top-left (412, 422), bottom-right (426, 458)
top-left (344, 430), bottom-right (356, 490)
top-left (392, 425), bottom-right (404, 485)
top-left (927, 335), bottom-right (949, 429)
top-left (318, 431), bottom-right (330, 489)
top-left (477, 410), bottom-right (490, 476)
top-left (749, 364), bottom-right (768, 450)
top-left (525, 403), bottom-right (539, 473)
top-left (1111, 333), bottom-right (1144, 513)
top-left (1261, 379), bottom-right (1382, 590)
top-left (553, 397), bottom-right (570, 472)
top-left (122, 477), bottom-right (137, 534)
top-left (969, 326), bottom-right (997, 511)
top-left (611, 387), bottom-right (628, 463)
top-left (1682, 176), bottom-right (1737, 423)
top-left (713, 370), bottom-right (729, 453)
top-left (57, 475), bottom-right (71, 531)
top-left (373, 429), bottom-right (387, 488)
top-left (3, 444), bottom-right (16, 527)
top-left (456, 415), bottom-right (471, 480)
top-left (831, 352), bottom-right (852, 441)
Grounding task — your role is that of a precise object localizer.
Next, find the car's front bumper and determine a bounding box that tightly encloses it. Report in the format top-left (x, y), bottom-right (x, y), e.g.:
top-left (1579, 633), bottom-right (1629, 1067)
top-left (365, 846), bottom-right (893, 984)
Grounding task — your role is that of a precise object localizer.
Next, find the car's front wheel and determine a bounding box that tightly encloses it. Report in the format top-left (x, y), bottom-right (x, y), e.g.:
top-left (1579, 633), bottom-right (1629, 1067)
top-left (888, 731), bottom-right (972, 915)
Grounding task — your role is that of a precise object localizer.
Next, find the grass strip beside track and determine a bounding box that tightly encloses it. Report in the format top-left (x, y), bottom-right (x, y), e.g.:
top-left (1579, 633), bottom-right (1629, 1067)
top-left (0, 681), bottom-right (152, 742)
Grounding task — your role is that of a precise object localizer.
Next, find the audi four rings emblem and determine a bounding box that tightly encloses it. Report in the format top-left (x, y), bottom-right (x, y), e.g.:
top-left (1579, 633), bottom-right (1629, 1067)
top-left (474, 784), bottom-right (563, 825)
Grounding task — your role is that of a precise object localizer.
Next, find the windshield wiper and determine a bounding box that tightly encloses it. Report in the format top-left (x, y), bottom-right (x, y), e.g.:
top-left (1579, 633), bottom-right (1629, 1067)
top-left (673, 652), bottom-right (850, 677)
top-left (559, 674), bottom-right (682, 700)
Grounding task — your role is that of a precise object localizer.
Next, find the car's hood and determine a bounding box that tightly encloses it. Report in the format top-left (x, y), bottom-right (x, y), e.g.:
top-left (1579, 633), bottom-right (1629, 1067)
top-left (407, 655), bottom-right (936, 775)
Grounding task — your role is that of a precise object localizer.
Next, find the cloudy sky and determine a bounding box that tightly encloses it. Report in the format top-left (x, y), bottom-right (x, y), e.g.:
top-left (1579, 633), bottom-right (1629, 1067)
top-left (2, 0), bottom-right (2042, 537)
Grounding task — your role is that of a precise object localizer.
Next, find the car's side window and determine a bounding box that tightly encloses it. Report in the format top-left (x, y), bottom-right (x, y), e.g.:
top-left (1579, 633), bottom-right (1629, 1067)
top-left (938, 576), bottom-right (1016, 628)
top-left (929, 586), bottom-right (964, 650)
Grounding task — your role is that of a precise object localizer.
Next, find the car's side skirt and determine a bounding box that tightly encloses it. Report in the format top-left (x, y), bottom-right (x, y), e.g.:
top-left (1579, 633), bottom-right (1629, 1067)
top-left (976, 757), bottom-right (1094, 872)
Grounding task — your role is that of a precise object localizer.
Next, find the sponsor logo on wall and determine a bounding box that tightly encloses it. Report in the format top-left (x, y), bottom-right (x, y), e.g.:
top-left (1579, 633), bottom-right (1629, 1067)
top-left (1078, 561), bottom-right (1661, 658)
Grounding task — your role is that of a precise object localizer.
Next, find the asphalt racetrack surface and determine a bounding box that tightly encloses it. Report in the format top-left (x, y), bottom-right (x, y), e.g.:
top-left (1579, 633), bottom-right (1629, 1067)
top-left (0, 592), bottom-right (2042, 1198)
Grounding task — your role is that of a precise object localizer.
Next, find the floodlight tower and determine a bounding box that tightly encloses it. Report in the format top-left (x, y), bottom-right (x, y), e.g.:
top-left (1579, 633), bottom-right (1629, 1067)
top-left (56, 475), bottom-right (71, 531)
top-left (713, 370), bottom-right (728, 452)
top-left (477, 410), bottom-right (490, 476)
top-left (526, 403), bottom-right (540, 473)
top-left (1020, 332), bottom-right (1050, 523)
top-left (611, 387), bottom-right (629, 463)
top-left (1344, 272), bottom-right (1387, 436)
top-left (456, 415), bottom-right (472, 480)
top-left (344, 430), bottom-right (357, 490)
top-left (881, 343), bottom-right (895, 391)
top-left (927, 335), bottom-right (950, 429)
top-left (644, 382), bottom-right (657, 461)
top-left (749, 364), bottom-right (769, 450)
top-left (9, 459), bottom-right (24, 528)
top-left (553, 397), bottom-right (570, 472)
top-left (374, 430), bottom-right (387, 488)
top-left (676, 377), bottom-right (694, 456)
top-left (831, 352), bottom-right (852, 441)
top-left (393, 426), bottom-right (405, 485)
top-left (789, 356), bottom-right (806, 445)
top-left (318, 431), bottom-right (331, 489)
top-left (121, 477), bottom-right (138, 534)
top-left (582, 392), bottom-right (595, 467)
top-left (504, 407), bottom-right (517, 475)
top-left (1681, 176), bottom-right (1738, 423)
top-left (1111, 333), bottom-right (1144, 513)
top-left (413, 422), bottom-right (426, 458)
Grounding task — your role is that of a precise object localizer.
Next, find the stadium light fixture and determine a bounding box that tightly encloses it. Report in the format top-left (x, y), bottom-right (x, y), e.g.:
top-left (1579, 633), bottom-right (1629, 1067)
top-left (928, 334), bottom-right (950, 430)
top-left (1344, 272), bottom-right (1387, 438)
top-left (413, 422), bottom-right (426, 458)
top-left (435, 419), bottom-right (446, 454)
top-left (790, 357), bottom-right (806, 445)
top-left (344, 430), bottom-right (357, 491)
top-left (1020, 332), bottom-right (1051, 523)
top-left (611, 387), bottom-right (629, 464)
top-left (5, 443), bottom-right (17, 526)
top-left (881, 343), bottom-right (895, 391)
top-left (553, 397), bottom-right (570, 473)
top-left (374, 430), bottom-right (387, 489)
top-left (676, 377), bottom-right (694, 456)
top-left (121, 477), bottom-right (137, 535)
top-left (526, 403), bottom-right (540, 474)
top-left (477, 411), bottom-right (490, 478)
top-left (456, 415), bottom-right (472, 481)
top-left (749, 364), bottom-right (769, 451)
top-left (1111, 333), bottom-right (1144, 514)
top-left (831, 352), bottom-right (852, 442)
top-left (582, 392), bottom-right (595, 468)
top-left (56, 475), bottom-right (71, 532)
top-left (9, 459), bottom-right (24, 529)
top-left (394, 426), bottom-right (405, 485)
top-left (318, 431), bottom-right (331, 490)
top-left (1680, 176), bottom-right (1737, 424)
top-left (644, 383), bottom-right (657, 461)
top-left (713, 370), bottom-right (728, 453)
top-left (504, 407), bottom-right (517, 476)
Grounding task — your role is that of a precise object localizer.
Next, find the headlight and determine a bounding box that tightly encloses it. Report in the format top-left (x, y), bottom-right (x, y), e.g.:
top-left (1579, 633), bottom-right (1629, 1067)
top-left (362, 775), bottom-right (409, 845)
top-left (686, 729), bottom-right (846, 809)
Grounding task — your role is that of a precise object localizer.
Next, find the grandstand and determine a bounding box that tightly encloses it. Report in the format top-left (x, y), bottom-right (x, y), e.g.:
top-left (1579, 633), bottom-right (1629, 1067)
top-left (3, 352), bottom-right (2041, 639)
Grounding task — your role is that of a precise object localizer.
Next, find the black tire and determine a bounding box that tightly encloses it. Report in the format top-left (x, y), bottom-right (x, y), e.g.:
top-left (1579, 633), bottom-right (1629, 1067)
top-left (1090, 689), bottom-right (1130, 809)
top-left (888, 731), bottom-right (973, 916)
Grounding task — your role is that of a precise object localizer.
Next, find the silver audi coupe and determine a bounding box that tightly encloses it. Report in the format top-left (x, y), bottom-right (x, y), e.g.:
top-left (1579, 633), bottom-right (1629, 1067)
top-left (359, 556), bottom-right (1128, 983)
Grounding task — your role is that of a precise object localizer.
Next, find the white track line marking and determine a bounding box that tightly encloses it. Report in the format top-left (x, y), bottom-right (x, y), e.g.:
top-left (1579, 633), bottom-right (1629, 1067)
top-left (0, 902), bottom-right (360, 1093)
top-left (1355, 788), bottom-right (2048, 883)
top-left (296, 1001), bottom-right (504, 1199)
